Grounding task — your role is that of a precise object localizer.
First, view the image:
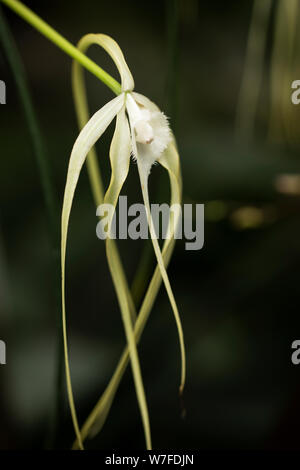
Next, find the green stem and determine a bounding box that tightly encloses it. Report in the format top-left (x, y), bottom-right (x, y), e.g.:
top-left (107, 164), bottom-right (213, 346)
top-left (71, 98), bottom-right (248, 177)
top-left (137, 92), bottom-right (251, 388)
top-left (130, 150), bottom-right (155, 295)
top-left (0, 0), bottom-right (122, 95)
top-left (0, 4), bottom-right (63, 448)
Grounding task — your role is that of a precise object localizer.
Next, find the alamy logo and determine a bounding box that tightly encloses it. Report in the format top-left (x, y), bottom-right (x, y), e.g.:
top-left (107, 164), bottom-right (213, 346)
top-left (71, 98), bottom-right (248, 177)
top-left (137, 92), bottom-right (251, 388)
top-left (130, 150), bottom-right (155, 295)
top-left (0, 340), bottom-right (6, 365)
top-left (291, 340), bottom-right (300, 365)
top-left (0, 80), bottom-right (6, 104)
top-left (96, 196), bottom-right (204, 251)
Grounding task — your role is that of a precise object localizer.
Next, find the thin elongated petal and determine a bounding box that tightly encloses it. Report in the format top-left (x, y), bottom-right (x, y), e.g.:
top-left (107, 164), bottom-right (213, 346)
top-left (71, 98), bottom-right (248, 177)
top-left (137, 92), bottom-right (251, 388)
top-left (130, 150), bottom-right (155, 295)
top-left (72, 35), bottom-right (136, 323)
top-left (71, 35), bottom-right (139, 447)
top-left (103, 107), bottom-right (131, 210)
top-left (62, 94), bottom-right (124, 258)
top-left (102, 106), bottom-right (152, 449)
top-left (71, 33), bottom-right (134, 206)
top-left (134, 149), bottom-right (186, 396)
top-left (76, 34), bottom-right (134, 92)
top-left (126, 94), bottom-right (185, 393)
top-left (73, 140), bottom-right (182, 448)
top-left (61, 93), bottom-right (124, 449)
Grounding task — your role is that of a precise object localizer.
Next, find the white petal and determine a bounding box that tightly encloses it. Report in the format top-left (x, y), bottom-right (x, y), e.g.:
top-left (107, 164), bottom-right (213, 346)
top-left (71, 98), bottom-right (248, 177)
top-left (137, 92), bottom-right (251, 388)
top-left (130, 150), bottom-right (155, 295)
top-left (126, 93), bottom-right (145, 126)
top-left (131, 92), bottom-right (160, 113)
top-left (103, 105), bottom-right (131, 220)
top-left (61, 93), bottom-right (125, 448)
top-left (127, 92), bottom-right (171, 167)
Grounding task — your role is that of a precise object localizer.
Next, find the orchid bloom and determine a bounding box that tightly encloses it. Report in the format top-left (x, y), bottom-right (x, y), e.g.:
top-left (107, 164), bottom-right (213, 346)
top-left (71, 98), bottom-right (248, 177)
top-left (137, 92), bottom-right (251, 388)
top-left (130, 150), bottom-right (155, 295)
top-left (61, 34), bottom-right (185, 450)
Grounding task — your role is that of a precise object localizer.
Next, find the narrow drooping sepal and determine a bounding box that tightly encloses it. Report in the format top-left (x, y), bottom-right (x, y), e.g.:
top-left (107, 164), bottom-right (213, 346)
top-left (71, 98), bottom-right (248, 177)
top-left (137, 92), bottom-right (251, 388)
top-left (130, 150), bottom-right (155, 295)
top-left (74, 137), bottom-right (184, 448)
top-left (61, 92), bottom-right (124, 450)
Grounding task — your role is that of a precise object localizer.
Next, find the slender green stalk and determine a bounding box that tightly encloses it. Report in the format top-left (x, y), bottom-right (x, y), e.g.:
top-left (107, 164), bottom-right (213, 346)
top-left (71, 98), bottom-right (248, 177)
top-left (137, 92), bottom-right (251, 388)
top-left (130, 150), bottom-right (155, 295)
top-left (0, 5), bottom-right (62, 447)
top-left (0, 0), bottom-right (122, 95)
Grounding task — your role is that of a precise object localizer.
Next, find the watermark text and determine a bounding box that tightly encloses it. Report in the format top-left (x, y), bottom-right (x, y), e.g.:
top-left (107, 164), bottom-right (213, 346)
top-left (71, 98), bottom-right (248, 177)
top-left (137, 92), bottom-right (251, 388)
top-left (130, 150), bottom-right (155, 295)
top-left (96, 196), bottom-right (204, 251)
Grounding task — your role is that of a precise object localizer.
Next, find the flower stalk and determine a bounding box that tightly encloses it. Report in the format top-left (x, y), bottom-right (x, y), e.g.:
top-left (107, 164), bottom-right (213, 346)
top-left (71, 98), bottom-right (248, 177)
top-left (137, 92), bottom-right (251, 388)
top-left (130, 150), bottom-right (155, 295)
top-left (0, 0), bottom-right (122, 95)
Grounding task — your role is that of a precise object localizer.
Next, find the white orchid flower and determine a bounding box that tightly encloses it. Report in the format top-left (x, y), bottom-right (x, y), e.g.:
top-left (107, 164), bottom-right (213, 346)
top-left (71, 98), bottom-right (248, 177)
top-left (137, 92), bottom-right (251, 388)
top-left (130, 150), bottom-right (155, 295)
top-left (61, 34), bottom-right (185, 450)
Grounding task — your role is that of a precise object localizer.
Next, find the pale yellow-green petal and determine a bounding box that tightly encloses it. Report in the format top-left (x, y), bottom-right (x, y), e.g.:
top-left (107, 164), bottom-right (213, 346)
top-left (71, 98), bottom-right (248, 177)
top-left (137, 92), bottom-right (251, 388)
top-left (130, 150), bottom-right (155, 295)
top-left (135, 151), bottom-right (186, 395)
top-left (127, 95), bottom-right (185, 393)
top-left (103, 105), bottom-right (152, 449)
top-left (76, 34), bottom-right (134, 92)
top-left (61, 94), bottom-right (123, 449)
top-left (72, 35), bottom-right (136, 322)
top-left (73, 140), bottom-right (182, 448)
top-left (71, 36), bottom-right (140, 447)
top-left (103, 107), bottom-right (131, 209)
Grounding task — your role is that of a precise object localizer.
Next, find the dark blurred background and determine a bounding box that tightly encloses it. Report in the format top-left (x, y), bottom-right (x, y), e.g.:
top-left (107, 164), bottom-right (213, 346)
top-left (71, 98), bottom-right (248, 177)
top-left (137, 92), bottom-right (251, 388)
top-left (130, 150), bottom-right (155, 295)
top-left (1, 0), bottom-right (300, 450)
